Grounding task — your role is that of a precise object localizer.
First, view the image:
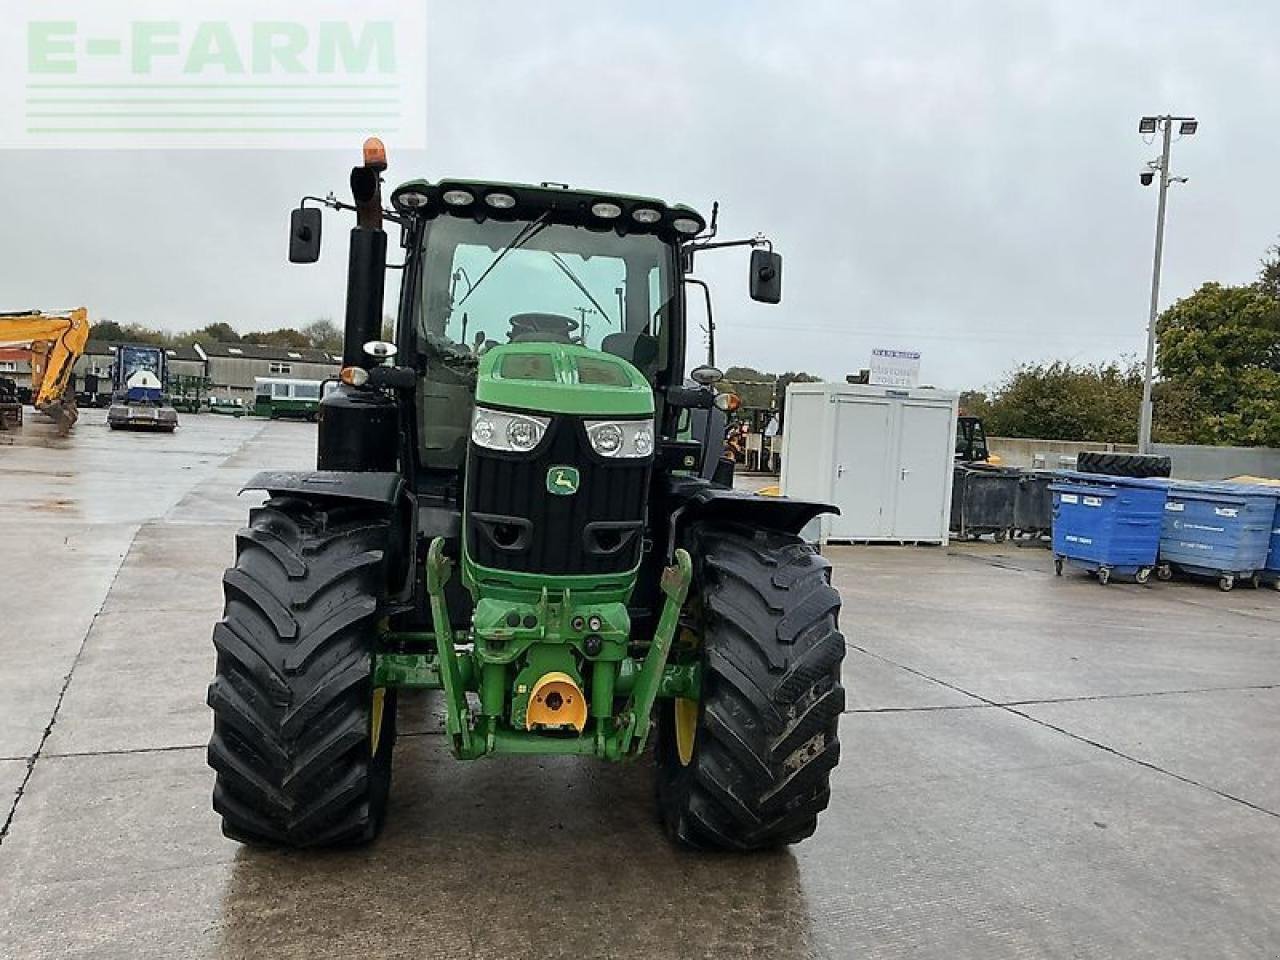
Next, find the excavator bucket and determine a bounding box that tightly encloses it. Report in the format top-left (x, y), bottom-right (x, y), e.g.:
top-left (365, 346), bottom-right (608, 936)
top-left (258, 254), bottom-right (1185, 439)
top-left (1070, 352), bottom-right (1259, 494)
top-left (39, 397), bottom-right (79, 434)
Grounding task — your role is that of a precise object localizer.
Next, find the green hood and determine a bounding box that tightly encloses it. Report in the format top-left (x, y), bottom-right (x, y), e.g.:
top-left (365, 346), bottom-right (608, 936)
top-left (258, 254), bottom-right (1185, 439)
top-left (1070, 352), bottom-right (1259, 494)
top-left (475, 342), bottom-right (654, 417)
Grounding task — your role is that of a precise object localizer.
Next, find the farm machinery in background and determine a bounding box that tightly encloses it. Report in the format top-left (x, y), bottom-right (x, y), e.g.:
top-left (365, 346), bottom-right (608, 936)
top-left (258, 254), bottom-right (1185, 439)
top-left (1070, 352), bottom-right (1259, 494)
top-left (107, 344), bottom-right (179, 432)
top-left (0, 308), bottom-right (91, 432)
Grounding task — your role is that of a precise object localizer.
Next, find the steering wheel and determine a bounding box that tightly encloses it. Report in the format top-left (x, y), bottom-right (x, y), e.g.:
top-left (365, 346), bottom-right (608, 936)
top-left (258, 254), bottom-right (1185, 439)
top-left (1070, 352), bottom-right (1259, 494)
top-left (508, 312), bottom-right (579, 343)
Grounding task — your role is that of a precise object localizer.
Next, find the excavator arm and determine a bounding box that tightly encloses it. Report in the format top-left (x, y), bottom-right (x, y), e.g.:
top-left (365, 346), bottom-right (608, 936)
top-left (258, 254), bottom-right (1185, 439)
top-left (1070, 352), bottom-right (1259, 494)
top-left (0, 308), bottom-right (91, 431)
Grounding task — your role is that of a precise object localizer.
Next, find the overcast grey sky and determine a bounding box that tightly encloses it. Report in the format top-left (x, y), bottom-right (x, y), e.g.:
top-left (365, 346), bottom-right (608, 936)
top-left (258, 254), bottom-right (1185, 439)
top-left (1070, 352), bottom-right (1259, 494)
top-left (2, 0), bottom-right (1277, 391)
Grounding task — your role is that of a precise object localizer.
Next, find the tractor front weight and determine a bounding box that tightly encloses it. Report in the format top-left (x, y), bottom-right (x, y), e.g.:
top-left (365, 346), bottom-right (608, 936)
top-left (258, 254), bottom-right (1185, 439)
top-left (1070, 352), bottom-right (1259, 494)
top-left (376, 538), bottom-right (695, 761)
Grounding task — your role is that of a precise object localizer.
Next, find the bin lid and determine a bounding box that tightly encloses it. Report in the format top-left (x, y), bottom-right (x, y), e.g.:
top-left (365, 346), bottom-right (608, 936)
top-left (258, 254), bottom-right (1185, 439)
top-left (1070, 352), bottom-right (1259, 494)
top-left (1049, 481), bottom-right (1118, 497)
top-left (1164, 481), bottom-right (1275, 505)
top-left (1053, 471), bottom-right (1170, 490)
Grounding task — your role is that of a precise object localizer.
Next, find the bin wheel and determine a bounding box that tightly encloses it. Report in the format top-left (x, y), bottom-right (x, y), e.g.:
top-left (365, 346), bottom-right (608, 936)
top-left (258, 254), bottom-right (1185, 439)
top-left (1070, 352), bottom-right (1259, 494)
top-left (1248, 573), bottom-right (1262, 590)
top-left (1218, 575), bottom-right (1235, 592)
top-left (1136, 567), bottom-right (1151, 585)
top-left (1054, 557), bottom-right (1063, 576)
top-left (1156, 564), bottom-right (1173, 582)
top-left (1097, 567), bottom-right (1111, 586)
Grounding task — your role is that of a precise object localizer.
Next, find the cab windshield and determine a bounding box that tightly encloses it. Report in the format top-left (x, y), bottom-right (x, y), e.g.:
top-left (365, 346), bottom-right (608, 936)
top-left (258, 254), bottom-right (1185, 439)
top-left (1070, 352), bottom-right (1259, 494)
top-left (411, 214), bottom-right (677, 474)
top-left (419, 216), bottom-right (676, 376)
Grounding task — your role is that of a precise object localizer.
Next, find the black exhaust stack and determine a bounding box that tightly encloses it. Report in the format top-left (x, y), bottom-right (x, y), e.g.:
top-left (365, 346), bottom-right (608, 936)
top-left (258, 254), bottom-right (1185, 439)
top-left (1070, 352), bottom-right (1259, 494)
top-left (342, 152), bottom-right (388, 366)
top-left (319, 139), bottom-right (399, 473)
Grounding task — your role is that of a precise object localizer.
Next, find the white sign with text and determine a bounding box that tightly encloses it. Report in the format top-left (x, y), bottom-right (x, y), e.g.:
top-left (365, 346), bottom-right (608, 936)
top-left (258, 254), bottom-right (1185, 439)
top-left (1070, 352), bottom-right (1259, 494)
top-left (869, 348), bottom-right (921, 388)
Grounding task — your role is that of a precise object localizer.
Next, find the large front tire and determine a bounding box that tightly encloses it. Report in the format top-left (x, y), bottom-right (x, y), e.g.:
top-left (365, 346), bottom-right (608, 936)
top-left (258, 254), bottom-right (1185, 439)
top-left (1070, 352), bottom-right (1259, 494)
top-left (206, 496), bottom-right (397, 847)
top-left (656, 524), bottom-right (845, 851)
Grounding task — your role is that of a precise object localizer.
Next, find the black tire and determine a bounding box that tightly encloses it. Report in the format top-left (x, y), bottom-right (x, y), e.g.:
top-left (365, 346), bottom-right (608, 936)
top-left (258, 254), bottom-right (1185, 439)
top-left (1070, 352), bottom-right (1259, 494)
top-left (656, 523), bottom-right (845, 851)
top-left (1075, 451), bottom-right (1172, 478)
top-left (206, 496), bottom-right (397, 847)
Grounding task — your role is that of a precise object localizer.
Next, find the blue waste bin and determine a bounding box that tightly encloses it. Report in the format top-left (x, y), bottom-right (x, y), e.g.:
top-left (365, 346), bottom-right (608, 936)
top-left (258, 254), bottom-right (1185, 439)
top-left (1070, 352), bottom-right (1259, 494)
top-left (1266, 503), bottom-right (1280, 589)
top-left (1156, 482), bottom-right (1275, 591)
top-left (1050, 477), bottom-right (1167, 584)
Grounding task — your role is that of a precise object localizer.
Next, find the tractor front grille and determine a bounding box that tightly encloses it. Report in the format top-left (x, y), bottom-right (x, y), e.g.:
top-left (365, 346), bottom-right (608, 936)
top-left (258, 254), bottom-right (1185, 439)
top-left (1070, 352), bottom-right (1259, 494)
top-left (465, 415), bottom-right (650, 576)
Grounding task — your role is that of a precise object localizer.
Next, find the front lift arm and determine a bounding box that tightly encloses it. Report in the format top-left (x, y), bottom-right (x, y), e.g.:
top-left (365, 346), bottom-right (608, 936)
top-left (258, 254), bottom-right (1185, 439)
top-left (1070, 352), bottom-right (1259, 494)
top-left (414, 538), bottom-right (692, 760)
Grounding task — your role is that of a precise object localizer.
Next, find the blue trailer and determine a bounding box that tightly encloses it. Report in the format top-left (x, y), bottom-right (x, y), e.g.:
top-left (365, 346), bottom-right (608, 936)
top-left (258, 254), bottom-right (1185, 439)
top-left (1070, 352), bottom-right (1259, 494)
top-left (1050, 477), bottom-right (1167, 584)
top-left (1155, 483), bottom-right (1276, 591)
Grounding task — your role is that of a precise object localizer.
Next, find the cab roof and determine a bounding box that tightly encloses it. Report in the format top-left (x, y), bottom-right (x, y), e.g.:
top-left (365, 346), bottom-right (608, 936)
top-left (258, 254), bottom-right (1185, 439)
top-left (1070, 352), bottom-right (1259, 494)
top-left (390, 178), bottom-right (706, 242)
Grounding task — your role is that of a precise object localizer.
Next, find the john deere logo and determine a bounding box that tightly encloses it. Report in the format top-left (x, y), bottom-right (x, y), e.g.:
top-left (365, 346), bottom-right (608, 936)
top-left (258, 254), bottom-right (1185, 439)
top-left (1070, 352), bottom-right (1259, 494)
top-left (547, 466), bottom-right (580, 496)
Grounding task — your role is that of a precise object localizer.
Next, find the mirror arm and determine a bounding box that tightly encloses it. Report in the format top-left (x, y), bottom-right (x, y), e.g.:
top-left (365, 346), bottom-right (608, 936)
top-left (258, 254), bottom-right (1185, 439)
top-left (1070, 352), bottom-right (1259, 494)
top-left (684, 233), bottom-right (772, 255)
top-left (300, 193), bottom-right (407, 227)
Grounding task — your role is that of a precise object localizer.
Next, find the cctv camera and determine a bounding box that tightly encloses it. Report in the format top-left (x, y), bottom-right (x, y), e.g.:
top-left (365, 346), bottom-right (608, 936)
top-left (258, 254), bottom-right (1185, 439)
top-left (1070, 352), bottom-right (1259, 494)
top-left (1139, 170), bottom-right (1154, 187)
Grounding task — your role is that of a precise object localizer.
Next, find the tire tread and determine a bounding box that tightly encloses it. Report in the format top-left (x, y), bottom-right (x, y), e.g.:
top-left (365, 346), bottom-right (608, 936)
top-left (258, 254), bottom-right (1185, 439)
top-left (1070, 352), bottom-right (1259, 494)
top-left (206, 496), bottom-right (395, 847)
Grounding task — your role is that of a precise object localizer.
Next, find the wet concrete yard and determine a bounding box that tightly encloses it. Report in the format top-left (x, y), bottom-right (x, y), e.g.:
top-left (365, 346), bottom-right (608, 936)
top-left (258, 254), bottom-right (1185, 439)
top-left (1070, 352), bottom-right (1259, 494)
top-left (2, 410), bottom-right (1278, 958)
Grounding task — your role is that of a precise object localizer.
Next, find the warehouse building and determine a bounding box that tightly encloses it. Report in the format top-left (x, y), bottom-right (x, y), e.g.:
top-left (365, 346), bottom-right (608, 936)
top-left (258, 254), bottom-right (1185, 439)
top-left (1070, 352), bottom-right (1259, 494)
top-left (198, 342), bottom-right (342, 402)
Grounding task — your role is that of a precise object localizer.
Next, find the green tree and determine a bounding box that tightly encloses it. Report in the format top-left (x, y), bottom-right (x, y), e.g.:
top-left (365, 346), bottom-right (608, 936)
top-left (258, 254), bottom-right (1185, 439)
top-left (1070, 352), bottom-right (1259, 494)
top-left (958, 389), bottom-right (991, 419)
top-left (303, 317), bottom-right (343, 351)
top-left (195, 322), bottom-right (241, 344)
top-left (254, 327), bottom-right (312, 349)
top-left (115, 323), bottom-right (170, 346)
top-left (722, 366), bottom-right (775, 409)
top-left (1156, 281), bottom-right (1280, 445)
top-left (89, 319), bottom-right (127, 341)
top-left (721, 367), bottom-right (820, 413)
top-left (980, 361), bottom-right (1144, 443)
top-left (1258, 241), bottom-right (1280, 302)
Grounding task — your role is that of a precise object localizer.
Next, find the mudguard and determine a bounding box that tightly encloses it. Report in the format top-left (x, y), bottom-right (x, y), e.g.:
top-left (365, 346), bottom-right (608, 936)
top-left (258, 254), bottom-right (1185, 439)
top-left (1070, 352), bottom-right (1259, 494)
top-left (241, 470), bottom-right (405, 505)
top-left (664, 475), bottom-right (837, 545)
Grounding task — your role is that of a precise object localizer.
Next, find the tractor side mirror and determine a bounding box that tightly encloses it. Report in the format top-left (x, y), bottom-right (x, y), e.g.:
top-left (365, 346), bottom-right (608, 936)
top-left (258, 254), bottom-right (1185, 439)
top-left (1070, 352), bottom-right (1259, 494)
top-left (289, 207), bottom-right (322, 263)
top-left (749, 249), bottom-right (782, 304)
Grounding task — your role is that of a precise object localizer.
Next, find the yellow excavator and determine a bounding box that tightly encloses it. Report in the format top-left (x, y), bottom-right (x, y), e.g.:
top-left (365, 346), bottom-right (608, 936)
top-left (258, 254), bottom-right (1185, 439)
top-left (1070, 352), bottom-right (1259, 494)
top-left (0, 308), bottom-right (91, 432)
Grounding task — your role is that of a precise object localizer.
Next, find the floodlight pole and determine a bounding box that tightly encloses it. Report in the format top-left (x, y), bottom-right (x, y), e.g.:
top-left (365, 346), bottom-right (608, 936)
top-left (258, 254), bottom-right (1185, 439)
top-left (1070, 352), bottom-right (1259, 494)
top-left (1138, 118), bottom-right (1175, 455)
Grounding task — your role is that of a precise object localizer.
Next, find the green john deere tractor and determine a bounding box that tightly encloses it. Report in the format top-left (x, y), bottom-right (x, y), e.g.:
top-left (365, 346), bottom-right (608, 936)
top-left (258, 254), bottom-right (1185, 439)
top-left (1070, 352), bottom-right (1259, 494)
top-left (206, 139), bottom-right (845, 851)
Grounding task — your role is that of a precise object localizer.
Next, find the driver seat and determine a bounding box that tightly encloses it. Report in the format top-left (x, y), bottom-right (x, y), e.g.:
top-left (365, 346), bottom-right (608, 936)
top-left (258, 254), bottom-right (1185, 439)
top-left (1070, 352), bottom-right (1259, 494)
top-left (509, 312), bottom-right (575, 343)
top-left (602, 332), bottom-right (659, 376)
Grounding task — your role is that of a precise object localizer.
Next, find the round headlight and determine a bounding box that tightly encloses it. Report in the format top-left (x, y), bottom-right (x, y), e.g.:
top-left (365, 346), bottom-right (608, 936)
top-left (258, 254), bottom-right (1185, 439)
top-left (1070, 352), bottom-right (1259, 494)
top-left (508, 419), bottom-right (539, 450)
top-left (633, 428), bottom-right (653, 456)
top-left (593, 423), bottom-right (623, 454)
top-left (473, 416), bottom-right (495, 444)
top-left (485, 191), bottom-right (516, 210)
top-left (591, 201), bottom-right (623, 220)
top-left (442, 189), bottom-right (474, 207)
top-left (631, 207), bottom-right (661, 224)
top-left (672, 217), bottom-right (703, 236)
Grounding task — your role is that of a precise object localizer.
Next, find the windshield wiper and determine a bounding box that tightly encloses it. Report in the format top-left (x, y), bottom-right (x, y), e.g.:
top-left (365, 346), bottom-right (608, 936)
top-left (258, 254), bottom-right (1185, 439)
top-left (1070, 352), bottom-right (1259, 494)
top-left (549, 251), bottom-right (614, 329)
top-left (457, 212), bottom-right (551, 309)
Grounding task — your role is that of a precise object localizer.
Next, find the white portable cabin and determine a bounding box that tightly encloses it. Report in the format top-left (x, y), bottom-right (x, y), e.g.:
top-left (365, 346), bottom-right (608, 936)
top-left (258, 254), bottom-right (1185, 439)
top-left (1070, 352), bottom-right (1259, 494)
top-left (780, 383), bottom-right (958, 545)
